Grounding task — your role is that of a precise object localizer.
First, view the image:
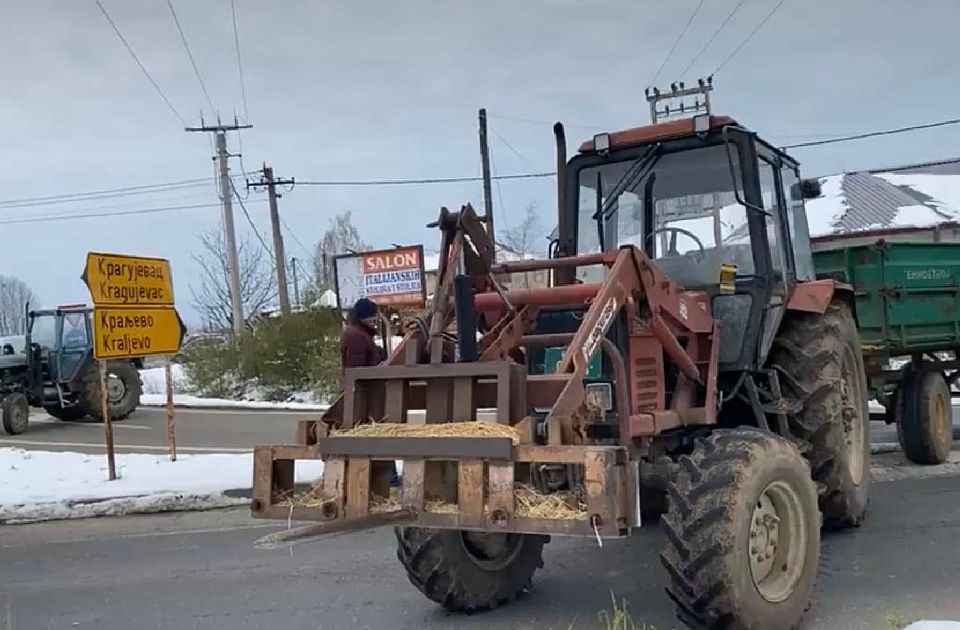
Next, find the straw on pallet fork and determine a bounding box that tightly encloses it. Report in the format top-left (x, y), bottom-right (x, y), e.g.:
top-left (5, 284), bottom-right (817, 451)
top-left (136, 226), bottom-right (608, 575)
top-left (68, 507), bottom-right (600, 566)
top-left (250, 439), bottom-right (639, 539)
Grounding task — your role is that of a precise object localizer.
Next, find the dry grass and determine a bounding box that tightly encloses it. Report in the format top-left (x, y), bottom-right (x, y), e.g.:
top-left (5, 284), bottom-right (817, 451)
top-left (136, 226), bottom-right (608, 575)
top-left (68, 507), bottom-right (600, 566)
top-left (279, 478), bottom-right (587, 520)
top-left (332, 421), bottom-right (520, 444)
top-left (277, 478), bottom-right (332, 508)
top-left (515, 483), bottom-right (587, 520)
top-left (424, 499), bottom-right (459, 514)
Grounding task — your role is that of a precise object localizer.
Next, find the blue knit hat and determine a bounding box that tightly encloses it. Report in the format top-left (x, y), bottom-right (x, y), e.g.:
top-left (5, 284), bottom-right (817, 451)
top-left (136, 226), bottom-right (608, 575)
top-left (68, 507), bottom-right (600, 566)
top-left (353, 297), bottom-right (378, 321)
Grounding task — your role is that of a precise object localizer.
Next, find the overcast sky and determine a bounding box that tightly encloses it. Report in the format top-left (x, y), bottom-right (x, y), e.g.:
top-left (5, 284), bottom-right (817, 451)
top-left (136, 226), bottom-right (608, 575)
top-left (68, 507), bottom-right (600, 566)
top-left (1, 0), bottom-right (958, 326)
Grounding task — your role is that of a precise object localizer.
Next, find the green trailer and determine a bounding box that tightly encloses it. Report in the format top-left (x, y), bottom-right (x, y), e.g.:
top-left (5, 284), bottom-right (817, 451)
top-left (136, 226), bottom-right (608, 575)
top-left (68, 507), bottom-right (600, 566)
top-left (812, 224), bottom-right (960, 464)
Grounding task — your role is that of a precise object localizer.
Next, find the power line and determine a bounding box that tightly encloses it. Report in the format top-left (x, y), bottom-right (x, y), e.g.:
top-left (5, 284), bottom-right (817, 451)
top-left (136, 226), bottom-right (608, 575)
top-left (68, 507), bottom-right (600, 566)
top-left (279, 216), bottom-right (313, 259)
top-left (489, 125), bottom-right (553, 180)
top-left (0, 201), bottom-right (239, 226)
top-left (93, 0), bottom-right (186, 127)
top-left (166, 0), bottom-right (217, 115)
top-left (713, 0), bottom-right (789, 75)
top-left (676, 0), bottom-right (748, 78)
top-left (0, 177), bottom-right (212, 207)
top-left (230, 179), bottom-right (274, 262)
top-left (489, 153), bottom-right (510, 234)
top-left (296, 172), bottom-right (555, 187)
top-left (650, 0), bottom-right (706, 86)
top-left (782, 117), bottom-right (960, 149)
top-left (486, 113), bottom-right (597, 131)
top-left (230, 0), bottom-right (249, 122)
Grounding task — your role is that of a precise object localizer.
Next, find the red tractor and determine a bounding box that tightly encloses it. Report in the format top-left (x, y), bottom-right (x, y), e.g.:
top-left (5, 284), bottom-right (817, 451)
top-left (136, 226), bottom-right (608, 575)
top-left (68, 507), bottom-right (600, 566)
top-left (252, 85), bottom-right (869, 629)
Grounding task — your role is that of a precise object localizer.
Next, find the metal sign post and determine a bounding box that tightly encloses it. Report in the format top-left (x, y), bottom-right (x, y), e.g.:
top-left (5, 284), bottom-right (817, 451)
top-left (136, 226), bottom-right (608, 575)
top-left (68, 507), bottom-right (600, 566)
top-left (100, 360), bottom-right (116, 480)
top-left (165, 356), bottom-right (176, 461)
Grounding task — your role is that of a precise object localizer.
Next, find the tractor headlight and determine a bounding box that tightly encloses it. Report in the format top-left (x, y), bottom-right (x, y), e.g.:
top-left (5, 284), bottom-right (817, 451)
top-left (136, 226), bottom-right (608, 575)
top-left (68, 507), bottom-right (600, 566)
top-left (585, 382), bottom-right (613, 412)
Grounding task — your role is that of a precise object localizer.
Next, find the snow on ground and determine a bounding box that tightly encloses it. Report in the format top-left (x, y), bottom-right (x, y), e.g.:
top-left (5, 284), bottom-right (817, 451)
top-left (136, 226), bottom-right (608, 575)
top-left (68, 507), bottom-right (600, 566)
top-left (905, 622), bottom-right (960, 630)
top-left (806, 174), bottom-right (849, 237)
top-left (138, 365), bottom-right (329, 411)
top-left (0, 447), bottom-right (324, 523)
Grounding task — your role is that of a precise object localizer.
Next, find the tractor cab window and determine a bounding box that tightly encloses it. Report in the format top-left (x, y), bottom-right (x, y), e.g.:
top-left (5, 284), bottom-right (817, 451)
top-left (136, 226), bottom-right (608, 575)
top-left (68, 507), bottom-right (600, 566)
top-left (30, 315), bottom-right (57, 350)
top-left (61, 313), bottom-right (89, 349)
top-left (576, 144), bottom-right (756, 288)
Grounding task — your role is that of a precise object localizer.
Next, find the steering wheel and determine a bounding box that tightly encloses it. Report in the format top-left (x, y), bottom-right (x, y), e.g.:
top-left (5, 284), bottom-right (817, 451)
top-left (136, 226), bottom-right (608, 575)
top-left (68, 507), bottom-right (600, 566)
top-left (646, 226), bottom-right (706, 261)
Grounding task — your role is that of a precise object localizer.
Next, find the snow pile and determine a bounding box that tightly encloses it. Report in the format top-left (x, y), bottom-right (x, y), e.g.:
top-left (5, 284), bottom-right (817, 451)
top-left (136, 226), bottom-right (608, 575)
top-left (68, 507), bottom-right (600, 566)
top-left (905, 622), bottom-right (960, 630)
top-left (806, 175), bottom-right (848, 237)
top-left (138, 365), bottom-right (329, 411)
top-left (0, 447), bottom-right (324, 523)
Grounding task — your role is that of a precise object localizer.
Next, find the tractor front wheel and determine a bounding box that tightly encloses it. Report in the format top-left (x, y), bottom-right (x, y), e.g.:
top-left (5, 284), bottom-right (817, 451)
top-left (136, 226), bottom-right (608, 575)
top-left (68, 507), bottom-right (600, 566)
top-left (2, 392), bottom-right (30, 435)
top-left (661, 428), bottom-right (820, 630)
top-left (394, 527), bottom-right (547, 611)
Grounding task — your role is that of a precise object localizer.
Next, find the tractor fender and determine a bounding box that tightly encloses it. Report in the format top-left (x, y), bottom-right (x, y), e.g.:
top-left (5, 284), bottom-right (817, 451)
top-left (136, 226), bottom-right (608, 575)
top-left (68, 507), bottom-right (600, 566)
top-left (785, 279), bottom-right (854, 314)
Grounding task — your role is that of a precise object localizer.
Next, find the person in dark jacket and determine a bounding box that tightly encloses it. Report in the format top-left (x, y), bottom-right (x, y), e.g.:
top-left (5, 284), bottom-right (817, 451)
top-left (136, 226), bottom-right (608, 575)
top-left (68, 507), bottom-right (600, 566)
top-left (340, 297), bottom-right (398, 486)
top-left (340, 297), bottom-right (385, 377)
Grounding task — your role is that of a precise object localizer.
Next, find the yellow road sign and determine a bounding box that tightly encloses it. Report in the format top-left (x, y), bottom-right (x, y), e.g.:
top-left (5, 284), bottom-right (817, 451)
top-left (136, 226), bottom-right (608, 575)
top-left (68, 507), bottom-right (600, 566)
top-left (93, 307), bottom-right (185, 359)
top-left (83, 252), bottom-right (174, 306)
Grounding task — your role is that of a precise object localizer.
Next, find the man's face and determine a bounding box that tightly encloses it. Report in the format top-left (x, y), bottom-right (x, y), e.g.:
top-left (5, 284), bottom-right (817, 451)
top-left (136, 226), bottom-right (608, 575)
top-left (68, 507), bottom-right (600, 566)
top-left (361, 316), bottom-right (379, 329)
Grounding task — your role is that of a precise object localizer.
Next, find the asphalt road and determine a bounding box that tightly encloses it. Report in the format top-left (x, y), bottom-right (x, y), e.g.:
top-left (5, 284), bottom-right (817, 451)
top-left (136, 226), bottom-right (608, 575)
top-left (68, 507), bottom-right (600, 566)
top-left (0, 407), bottom-right (312, 454)
top-left (2, 405), bottom-right (958, 456)
top-left (2, 472), bottom-right (960, 630)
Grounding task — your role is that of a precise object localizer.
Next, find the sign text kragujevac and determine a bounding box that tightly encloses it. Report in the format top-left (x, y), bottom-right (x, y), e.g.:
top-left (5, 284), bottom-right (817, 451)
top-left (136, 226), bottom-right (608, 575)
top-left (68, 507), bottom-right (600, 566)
top-left (97, 257), bottom-right (169, 304)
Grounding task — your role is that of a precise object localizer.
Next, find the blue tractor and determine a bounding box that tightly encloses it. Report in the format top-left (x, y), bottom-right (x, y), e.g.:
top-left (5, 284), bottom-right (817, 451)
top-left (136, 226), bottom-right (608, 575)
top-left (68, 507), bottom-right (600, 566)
top-left (0, 305), bottom-right (142, 434)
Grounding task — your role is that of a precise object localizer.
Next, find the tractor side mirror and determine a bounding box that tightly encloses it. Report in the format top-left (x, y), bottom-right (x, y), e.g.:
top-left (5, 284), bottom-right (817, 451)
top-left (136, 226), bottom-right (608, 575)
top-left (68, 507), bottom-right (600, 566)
top-left (791, 178), bottom-right (822, 200)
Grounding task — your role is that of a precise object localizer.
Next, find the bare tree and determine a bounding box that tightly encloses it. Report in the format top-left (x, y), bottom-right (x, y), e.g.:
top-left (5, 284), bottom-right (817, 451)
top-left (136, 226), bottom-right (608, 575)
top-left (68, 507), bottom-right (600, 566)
top-left (311, 211), bottom-right (370, 293)
top-left (497, 202), bottom-right (545, 288)
top-left (0, 274), bottom-right (39, 335)
top-left (497, 202), bottom-right (544, 259)
top-left (189, 228), bottom-right (276, 332)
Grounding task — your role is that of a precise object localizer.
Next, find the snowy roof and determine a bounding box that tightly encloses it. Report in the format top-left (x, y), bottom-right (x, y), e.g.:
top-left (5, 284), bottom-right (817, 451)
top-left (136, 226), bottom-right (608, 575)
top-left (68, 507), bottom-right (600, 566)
top-left (422, 243), bottom-right (534, 272)
top-left (806, 158), bottom-right (960, 237)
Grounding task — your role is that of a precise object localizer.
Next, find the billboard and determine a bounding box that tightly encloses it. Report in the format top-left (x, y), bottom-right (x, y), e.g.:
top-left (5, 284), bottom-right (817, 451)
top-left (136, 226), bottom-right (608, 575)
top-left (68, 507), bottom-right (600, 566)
top-left (334, 245), bottom-right (427, 308)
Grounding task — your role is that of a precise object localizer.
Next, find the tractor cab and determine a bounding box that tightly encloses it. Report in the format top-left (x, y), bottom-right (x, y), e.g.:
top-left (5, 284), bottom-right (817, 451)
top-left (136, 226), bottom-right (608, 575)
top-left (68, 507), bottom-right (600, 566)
top-left (553, 82), bottom-right (822, 374)
top-left (27, 305), bottom-right (94, 386)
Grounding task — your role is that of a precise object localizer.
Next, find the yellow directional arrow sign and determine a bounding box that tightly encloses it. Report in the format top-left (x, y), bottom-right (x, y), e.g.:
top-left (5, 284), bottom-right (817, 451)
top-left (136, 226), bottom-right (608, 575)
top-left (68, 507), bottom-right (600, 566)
top-left (93, 307), bottom-right (186, 359)
top-left (83, 252), bottom-right (175, 306)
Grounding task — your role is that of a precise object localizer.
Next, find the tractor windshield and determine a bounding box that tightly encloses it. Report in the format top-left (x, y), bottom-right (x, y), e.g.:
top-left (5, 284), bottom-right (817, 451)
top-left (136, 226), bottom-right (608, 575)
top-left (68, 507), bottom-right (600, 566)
top-left (576, 143), bottom-right (759, 287)
top-left (30, 314), bottom-right (57, 350)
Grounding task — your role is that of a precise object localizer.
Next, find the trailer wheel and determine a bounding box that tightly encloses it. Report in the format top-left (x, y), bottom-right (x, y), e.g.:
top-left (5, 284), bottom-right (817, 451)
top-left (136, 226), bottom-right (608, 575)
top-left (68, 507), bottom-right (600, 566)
top-left (770, 301), bottom-right (871, 528)
top-left (897, 369), bottom-right (953, 465)
top-left (394, 527), bottom-right (547, 611)
top-left (661, 428), bottom-right (820, 630)
top-left (1, 392), bottom-right (30, 435)
top-left (78, 360), bottom-right (141, 422)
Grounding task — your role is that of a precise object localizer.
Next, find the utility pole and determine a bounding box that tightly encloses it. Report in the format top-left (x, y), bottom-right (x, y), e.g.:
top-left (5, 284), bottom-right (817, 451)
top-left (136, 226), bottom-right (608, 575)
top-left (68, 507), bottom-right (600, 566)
top-left (290, 257), bottom-right (300, 308)
top-left (478, 108), bottom-right (496, 251)
top-left (185, 119), bottom-right (252, 336)
top-left (249, 164), bottom-right (295, 315)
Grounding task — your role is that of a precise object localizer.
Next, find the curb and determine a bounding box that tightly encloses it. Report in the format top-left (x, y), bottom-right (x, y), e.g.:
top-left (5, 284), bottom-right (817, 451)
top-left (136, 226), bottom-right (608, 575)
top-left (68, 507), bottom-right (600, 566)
top-left (0, 492), bottom-right (248, 525)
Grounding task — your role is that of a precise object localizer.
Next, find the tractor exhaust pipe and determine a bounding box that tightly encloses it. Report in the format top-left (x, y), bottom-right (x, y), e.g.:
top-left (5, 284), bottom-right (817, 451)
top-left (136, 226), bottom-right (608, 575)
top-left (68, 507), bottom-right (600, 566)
top-left (553, 122), bottom-right (574, 285)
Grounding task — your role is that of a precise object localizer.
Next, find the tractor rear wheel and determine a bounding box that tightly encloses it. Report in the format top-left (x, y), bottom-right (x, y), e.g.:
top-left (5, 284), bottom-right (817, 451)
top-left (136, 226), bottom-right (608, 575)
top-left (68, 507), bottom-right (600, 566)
top-left (394, 527), bottom-right (547, 611)
top-left (78, 360), bottom-right (141, 422)
top-left (1, 392), bottom-right (30, 435)
top-left (770, 301), bottom-right (870, 528)
top-left (897, 369), bottom-right (953, 465)
top-left (661, 428), bottom-right (820, 630)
